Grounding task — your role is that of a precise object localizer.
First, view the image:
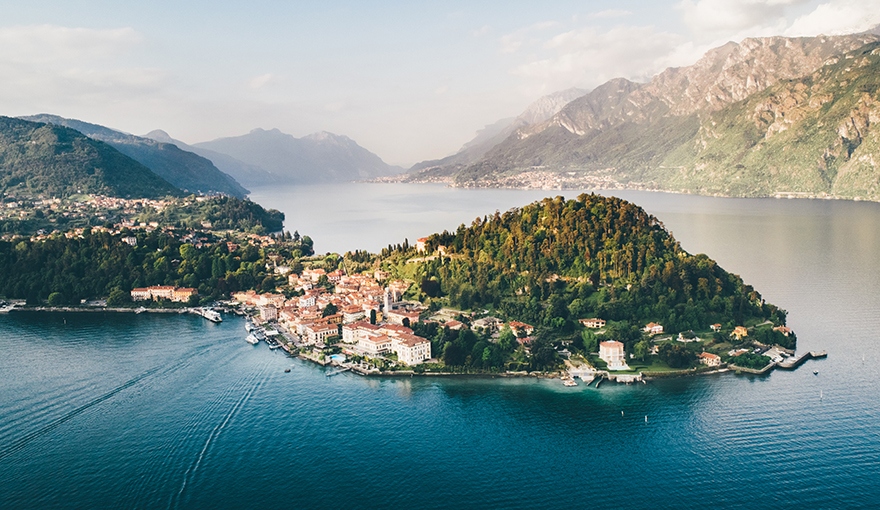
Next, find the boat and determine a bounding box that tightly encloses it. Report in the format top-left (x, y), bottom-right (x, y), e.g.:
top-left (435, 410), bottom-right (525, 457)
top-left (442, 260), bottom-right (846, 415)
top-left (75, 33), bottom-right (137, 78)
top-left (813, 370), bottom-right (819, 375)
top-left (284, 368), bottom-right (291, 373)
top-left (200, 308), bottom-right (222, 323)
top-left (245, 319), bottom-right (255, 332)
top-left (0, 302), bottom-right (14, 313)
top-left (246, 333), bottom-right (259, 345)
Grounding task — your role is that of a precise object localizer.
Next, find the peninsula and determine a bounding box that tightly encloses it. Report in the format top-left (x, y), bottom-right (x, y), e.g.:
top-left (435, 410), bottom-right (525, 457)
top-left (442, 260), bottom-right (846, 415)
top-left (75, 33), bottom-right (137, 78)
top-left (1, 193), bottom-right (809, 382)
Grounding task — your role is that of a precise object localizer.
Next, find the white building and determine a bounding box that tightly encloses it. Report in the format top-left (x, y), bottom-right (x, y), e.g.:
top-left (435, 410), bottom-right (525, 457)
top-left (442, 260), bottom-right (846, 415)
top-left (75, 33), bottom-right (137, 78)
top-left (699, 352), bottom-right (722, 367)
top-left (304, 322), bottom-right (338, 344)
top-left (644, 322), bottom-right (664, 335)
top-left (599, 341), bottom-right (629, 370)
top-left (358, 334), bottom-right (394, 356)
top-left (260, 305), bottom-right (278, 322)
top-left (580, 318), bottom-right (606, 329)
top-left (392, 334), bottom-right (431, 365)
top-left (342, 321), bottom-right (381, 344)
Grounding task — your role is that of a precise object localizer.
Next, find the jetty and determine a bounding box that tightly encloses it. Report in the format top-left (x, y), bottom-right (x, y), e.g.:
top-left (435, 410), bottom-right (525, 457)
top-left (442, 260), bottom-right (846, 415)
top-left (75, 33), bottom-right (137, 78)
top-left (777, 350), bottom-right (827, 370)
top-left (326, 367), bottom-right (351, 377)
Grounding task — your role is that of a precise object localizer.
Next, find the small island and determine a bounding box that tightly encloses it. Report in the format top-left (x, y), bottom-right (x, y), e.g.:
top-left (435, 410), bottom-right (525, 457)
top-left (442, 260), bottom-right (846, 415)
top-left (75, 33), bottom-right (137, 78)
top-left (0, 193), bottom-right (822, 383)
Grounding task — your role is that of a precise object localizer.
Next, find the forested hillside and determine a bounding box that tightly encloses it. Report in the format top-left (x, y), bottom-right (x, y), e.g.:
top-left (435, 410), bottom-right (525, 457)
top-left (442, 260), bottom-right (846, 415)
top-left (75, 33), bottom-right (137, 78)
top-left (0, 117), bottom-right (181, 199)
top-left (383, 194), bottom-right (782, 338)
top-left (0, 227), bottom-right (310, 305)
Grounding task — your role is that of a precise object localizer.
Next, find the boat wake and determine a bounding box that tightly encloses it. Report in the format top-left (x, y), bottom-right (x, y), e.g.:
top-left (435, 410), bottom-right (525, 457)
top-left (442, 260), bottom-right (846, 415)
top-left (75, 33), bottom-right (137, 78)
top-left (170, 362), bottom-right (271, 508)
top-left (0, 365), bottom-right (162, 462)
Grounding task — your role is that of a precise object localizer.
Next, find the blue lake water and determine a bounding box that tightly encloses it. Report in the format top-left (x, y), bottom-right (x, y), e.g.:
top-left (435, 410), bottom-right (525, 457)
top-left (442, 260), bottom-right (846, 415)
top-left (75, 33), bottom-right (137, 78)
top-left (2, 185), bottom-right (880, 508)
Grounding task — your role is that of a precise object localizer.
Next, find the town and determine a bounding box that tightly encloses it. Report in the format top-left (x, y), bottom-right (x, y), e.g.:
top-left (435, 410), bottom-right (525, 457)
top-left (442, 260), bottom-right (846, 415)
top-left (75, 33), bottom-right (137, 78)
top-left (125, 259), bottom-right (824, 383)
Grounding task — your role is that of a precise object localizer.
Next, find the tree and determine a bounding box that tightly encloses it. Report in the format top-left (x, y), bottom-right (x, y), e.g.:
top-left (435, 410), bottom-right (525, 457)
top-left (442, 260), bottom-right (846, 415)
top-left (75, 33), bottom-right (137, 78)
top-left (581, 329), bottom-right (598, 353)
top-left (47, 292), bottom-right (64, 306)
top-left (369, 309), bottom-right (377, 325)
top-left (529, 337), bottom-right (558, 370)
top-left (322, 303), bottom-right (338, 317)
top-left (658, 342), bottom-right (694, 368)
top-left (442, 342), bottom-right (466, 367)
top-left (107, 288), bottom-right (130, 307)
top-left (498, 325), bottom-right (516, 352)
top-left (633, 339), bottom-right (650, 361)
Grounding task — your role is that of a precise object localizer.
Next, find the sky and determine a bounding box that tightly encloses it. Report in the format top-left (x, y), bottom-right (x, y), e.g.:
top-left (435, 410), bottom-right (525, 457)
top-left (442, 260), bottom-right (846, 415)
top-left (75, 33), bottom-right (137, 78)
top-left (1, 0), bottom-right (878, 166)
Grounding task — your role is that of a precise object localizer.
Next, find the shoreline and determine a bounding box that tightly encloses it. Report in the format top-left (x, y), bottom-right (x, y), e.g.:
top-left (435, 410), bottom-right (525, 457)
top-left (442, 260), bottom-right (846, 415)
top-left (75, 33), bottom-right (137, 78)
top-left (11, 306), bottom-right (187, 314)
top-left (374, 178), bottom-right (879, 204)
top-left (7, 306), bottom-right (826, 383)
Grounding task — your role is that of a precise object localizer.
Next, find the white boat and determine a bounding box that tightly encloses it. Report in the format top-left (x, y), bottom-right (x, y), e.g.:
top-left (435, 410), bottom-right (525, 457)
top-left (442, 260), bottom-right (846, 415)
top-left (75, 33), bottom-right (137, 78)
top-left (0, 302), bottom-right (14, 313)
top-left (245, 320), bottom-right (255, 332)
top-left (200, 309), bottom-right (222, 323)
top-left (246, 333), bottom-right (259, 345)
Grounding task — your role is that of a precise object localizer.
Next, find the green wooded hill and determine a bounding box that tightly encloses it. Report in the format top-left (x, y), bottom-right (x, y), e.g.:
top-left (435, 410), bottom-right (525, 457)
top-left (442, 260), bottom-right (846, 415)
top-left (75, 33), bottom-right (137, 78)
top-left (384, 194), bottom-right (783, 340)
top-left (0, 117), bottom-right (182, 199)
top-left (22, 115), bottom-right (249, 198)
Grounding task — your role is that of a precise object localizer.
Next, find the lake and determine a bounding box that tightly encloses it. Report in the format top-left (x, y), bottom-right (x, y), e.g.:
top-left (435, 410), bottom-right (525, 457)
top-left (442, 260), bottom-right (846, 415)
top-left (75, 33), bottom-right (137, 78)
top-left (2, 184), bottom-right (880, 508)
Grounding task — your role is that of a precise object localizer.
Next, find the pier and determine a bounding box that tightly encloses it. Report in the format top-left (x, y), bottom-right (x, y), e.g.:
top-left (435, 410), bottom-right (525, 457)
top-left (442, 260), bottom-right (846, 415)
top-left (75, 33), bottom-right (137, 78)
top-left (777, 350), bottom-right (827, 370)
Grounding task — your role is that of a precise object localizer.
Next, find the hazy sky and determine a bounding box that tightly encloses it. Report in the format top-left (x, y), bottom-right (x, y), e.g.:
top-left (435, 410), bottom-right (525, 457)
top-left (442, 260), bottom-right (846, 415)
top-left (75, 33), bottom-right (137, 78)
top-left (1, 0), bottom-right (878, 166)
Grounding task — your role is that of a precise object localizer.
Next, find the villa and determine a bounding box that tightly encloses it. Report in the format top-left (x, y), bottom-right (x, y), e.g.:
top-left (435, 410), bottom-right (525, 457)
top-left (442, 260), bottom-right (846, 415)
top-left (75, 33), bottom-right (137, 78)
top-left (699, 352), bottom-right (722, 367)
top-left (599, 340), bottom-right (629, 370)
top-left (580, 318), bottom-right (606, 329)
top-left (644, 322), bottom-right (664, 335)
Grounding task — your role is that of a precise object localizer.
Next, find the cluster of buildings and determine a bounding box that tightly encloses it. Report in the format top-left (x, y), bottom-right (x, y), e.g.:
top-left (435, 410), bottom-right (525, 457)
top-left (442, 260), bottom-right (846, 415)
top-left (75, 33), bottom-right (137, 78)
top-left (130, 285), bottom-right (198, 303)
top-left (234, 269), bottom-right (434, 365)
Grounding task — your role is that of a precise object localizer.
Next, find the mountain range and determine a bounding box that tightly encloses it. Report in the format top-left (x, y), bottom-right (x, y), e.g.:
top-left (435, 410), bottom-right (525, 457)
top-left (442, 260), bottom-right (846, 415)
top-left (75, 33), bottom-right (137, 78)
top-left (192, 128), bottom-right (403, 186)
top-left (408, 87), bottom-right (587, 176)
top-left (1, 113), bottom-right (403, 200)
top-left (0, 116), bottom-right (181, 199)
top-left (142, 129), bottom-right (279, 188)
top-left (20, 115), bottom-right (249, 198)
top-left (408, 32), bottom-right (880, 201)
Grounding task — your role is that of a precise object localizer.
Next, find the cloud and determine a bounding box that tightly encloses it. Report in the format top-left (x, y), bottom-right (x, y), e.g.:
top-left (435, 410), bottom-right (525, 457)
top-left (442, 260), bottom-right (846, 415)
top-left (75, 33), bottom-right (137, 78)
top-left (248, 73), bottom-right (274, 90)
top-left (510, 24), bottom-right (685, 93)
top-left (471, 25), bottom-right (491, 37)
top-left (784, 0), bottom-right (880, 36)
top-left (588, 9), bottom-right (633, 20)
top-left (499, 21), bottom-right (560, 54)
top-left (0, 25), bottom-right (141, 65)
top-left (677, 0), bottom-right (810, 38)
top-left (0, 24), bottom-right (169, 125)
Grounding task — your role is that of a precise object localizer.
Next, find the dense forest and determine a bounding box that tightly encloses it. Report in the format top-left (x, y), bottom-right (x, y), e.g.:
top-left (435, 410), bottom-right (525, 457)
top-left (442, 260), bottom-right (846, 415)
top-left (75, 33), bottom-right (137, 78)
top-left (0, 228), bottom-right (311, 305)
top-left (381, 194), bottom-right (784, 356)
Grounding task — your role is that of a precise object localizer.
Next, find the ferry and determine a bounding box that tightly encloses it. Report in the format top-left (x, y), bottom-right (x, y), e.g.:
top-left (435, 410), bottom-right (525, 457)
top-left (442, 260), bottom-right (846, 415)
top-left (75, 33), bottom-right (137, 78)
top-left (195, 308), bottom-right (223, 323)
top-left (246, 333), bottom-right (259, 345)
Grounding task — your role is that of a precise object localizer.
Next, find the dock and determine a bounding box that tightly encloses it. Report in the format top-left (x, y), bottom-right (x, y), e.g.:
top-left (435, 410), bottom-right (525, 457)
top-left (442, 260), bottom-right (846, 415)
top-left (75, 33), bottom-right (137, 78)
top-left (777, 350), bottom-right (827, 370)
top-left (326, 367), bottom-right (351, 377)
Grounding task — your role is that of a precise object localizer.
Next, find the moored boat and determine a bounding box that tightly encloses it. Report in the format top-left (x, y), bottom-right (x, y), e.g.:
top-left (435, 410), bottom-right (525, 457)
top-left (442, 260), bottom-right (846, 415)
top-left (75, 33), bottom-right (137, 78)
top-left (246, 333), bottom-right (259, 345)
top-left (200, 308), bottom-right (222, 323)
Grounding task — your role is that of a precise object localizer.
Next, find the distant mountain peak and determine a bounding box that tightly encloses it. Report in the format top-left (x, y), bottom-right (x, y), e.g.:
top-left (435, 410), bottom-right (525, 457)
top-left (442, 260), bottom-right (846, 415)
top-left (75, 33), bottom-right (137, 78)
top-left (194, 128), bottom-right (401, 184)
top-left (144, 129), bottom-right (174, 143)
